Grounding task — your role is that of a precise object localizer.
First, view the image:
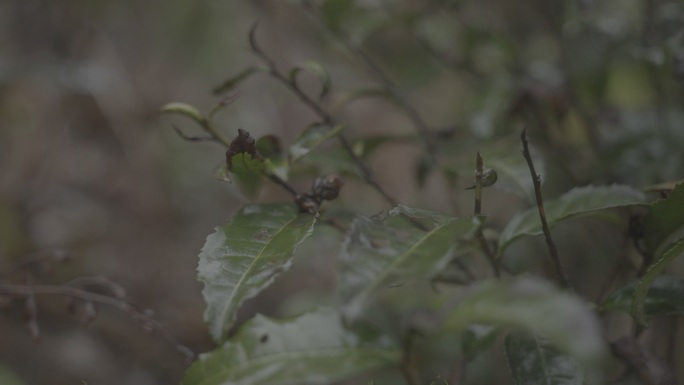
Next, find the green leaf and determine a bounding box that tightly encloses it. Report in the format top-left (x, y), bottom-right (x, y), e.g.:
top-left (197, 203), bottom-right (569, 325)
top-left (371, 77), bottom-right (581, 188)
top-left (198, 204), bottom-right (317, 343)
top-left (604, 275), bottom-right (684, 316)
top-left (321, 0), bottom-right (356, 30)
top-left (256, 135), bottom-right (288, 181)
top-left (229, 153), bottom-right (266, 199)
top-left (462, 324), bottom-right (499, 360)
top-left (182, 308), bottom-right (400, 385)
top-left (442, 277), bottom-right (606, 364)
top-left (289, 61), bottom-right (332, 99)
top-left (631, 238), bottom-right (684, 326)
top-left (161, 102), bottom-right (207, 126)
top-left (644, 183), bottom-right (684, 254)
top-left (289, 123), bottom-right (345, 163)
top-left (338, 205), bottom-right (479, 322)
top-left (498, 185), bottom-right (646, 255)
top-left (213, 66), bottom-right (266, 95)
top-left (505, 332), bottom-right (584, 385)
top-left (0, 365), bottom-right (25, 385)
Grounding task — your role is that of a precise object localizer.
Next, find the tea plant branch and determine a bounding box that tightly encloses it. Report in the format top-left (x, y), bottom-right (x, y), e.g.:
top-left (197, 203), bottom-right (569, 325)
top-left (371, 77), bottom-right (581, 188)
top-left (300, 1), bottom-right (438, 159)
top-left (521, 129), bottom-right (572, 289)
top-left (247, 25), bottom-right (418, 218)
top-left (473, 152), bottom-right (500, 278)
top-left (172, 125), bottom-right (221, 143)
top-left (0, 281), bottom-right (195, 362)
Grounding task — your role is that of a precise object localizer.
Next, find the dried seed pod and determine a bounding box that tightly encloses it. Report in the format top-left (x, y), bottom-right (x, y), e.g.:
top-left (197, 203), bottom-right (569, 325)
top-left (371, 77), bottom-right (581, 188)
top-left (312, 175), bottom-right (344, 201)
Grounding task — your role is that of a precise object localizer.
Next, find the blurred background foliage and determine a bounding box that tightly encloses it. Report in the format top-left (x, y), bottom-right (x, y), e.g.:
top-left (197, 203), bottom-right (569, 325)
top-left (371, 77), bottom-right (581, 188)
top-left (1, 0), bottom-right (683, 384)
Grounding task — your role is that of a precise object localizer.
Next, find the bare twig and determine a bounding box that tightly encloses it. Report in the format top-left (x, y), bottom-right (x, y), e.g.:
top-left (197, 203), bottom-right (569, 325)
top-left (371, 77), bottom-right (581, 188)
top-left (473, 152), bottom-right (500, 278)
top-left (520, 129), bottom-right (571, 289)
top-left (0, 282), bottom-right (195, 362)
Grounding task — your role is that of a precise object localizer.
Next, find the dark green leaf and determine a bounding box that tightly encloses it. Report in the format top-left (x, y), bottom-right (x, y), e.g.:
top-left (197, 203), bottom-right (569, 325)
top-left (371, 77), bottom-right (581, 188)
top-left (161, 102), bottom-right (206, 126)
top-left (229, 153), bottom-right (266, 199)
top-left (257, 135), bottom-right (288, 181)
top-left (644, 183), bottom-right (684, 254)
top-left (462, 324), bottom-right (499, 360)
top-left (338, 205), bottom-right (478, 322)
top-left (604, 275), bottom-right (684, 316)
top-left (505, 332), bottom-right (584, 385)
top-left (443, 277), bottom-right (606, 364)
top-left (198, 204), bottom-right (317, 343)
top-left (289, 61), bottom-right (332, 99)
top-left (213, 66), bottom-right (266, 95)
top-left (183, 308), bottom-right (399, 385)
top-left (631, 238), bottom-right (684, 326)
top-left (498, 185), bottom-right (646, 255)
top-left (289, 123), bottom-right (345, 162)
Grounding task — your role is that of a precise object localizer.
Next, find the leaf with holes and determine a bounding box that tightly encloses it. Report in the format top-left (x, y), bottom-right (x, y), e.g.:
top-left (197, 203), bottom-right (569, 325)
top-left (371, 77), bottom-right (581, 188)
top-left (182, 308), bottom-right (400, 385)
top-left (338, 205), bottom-right (478, 322)
top-left (198, 204), bottom-right (317, 343)
top-left (498, 185), bottom-right (646, 255)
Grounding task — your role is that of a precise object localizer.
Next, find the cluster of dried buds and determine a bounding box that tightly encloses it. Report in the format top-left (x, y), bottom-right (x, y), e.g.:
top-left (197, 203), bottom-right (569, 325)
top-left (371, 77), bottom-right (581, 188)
top-left (295, 175), bottom-right (344, 214)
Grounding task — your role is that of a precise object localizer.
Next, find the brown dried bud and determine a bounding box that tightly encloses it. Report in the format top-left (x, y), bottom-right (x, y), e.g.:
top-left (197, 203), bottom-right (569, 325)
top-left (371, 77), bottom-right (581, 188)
top-left (226, 129), bottom-right (260, 170)
top-left (295, 193), bottom-right (320, 214)
top-left (312, 175), bottom-right (344, 201)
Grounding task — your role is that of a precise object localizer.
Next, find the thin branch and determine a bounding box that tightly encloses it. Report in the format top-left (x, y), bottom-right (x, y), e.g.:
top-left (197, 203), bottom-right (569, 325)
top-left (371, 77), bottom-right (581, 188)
top-left (520, 129), bottom-right (572, 289)
top-left (473, 152), bottom-right (500, 278)
top-left (0, 282), bottom-right (195, 362)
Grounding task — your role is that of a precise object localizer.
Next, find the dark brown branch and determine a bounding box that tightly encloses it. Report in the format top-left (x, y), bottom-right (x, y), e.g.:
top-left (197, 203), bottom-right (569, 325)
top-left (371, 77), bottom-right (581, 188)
top-left (0, 282), bottom-right (195, 362)
top-left (473, 152), bottom-right (500, 278)
top-left (520, 129), bottom-right (571, 289)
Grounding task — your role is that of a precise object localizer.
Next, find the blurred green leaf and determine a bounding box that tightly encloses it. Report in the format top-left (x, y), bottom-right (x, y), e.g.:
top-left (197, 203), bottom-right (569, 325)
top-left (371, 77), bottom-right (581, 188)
top-left (631, 238), bottom-right (684, 326)
top-left (161, 102), bottom-right (206, 126)
top-left (604, 275), bottom-right (684, 316)
top-left (213, 66), bottom-right (266, 95)
top-left (498, 185), bottom-right (646, 255)
top-left (183, 308), bottom-right (399, 385)
top-left (338, 205), bottom-right (478, 322)
top-left (332, 88), bottom-right (396, 113)
top-left (321, 0), bottom-right (356, 30)
top-left (198, 204), bottom-right (317, 343)
top-left (442, 277), bottom-right (606, 365)
top-left (462, 324), bottom-right (499, 360)
top-left (229, 153), bottom-right (266, 199)
top-left (289, 61), bottom-right (332, 99)
top-left (644, 183), bottom-right (684, 254)
top-left (289, 123), bottom-right (345, 163)
top-left (0, 365), bottom-right (25, 385)
top-left (505, 332), bottom-right (584, 385)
